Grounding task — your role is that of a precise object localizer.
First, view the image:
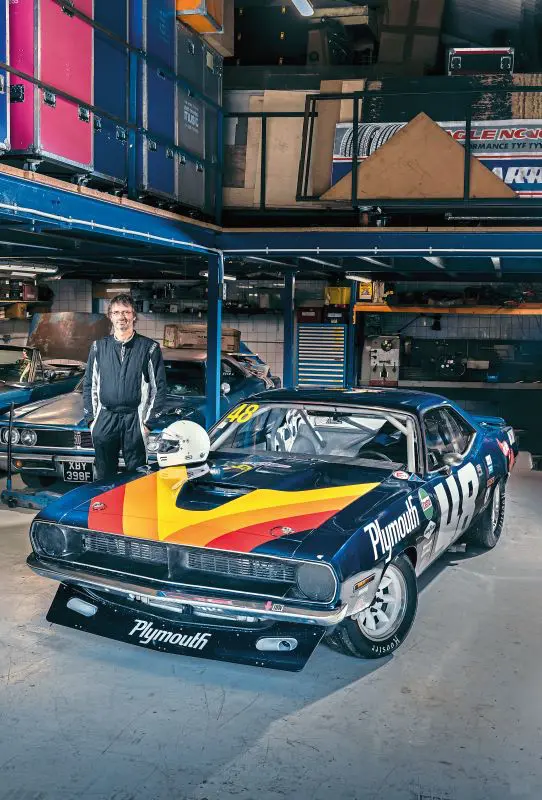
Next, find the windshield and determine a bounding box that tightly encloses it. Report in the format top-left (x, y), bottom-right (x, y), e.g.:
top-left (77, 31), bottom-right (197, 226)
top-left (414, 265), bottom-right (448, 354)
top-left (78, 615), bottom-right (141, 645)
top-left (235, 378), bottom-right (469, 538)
top-left (0, 348), bottom-right (34, 384)
top-left (164, 361), bottom-right (205, 396)
top-left (73, 360), bottom-right (206, 396)
top-left (211, 403), bottom-right (409, 465)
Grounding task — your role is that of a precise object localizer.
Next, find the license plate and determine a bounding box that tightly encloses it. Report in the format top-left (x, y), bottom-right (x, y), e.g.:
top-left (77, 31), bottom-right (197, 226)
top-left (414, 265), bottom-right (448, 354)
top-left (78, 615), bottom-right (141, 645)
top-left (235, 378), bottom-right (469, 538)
top-left (62, 461), bottom-right (93, 483)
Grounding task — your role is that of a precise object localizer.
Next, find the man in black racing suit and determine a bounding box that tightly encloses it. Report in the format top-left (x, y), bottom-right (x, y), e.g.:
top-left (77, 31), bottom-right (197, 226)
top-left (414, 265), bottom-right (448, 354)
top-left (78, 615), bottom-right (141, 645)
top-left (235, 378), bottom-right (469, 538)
top-left (83, 293), bottom-right (167, 480)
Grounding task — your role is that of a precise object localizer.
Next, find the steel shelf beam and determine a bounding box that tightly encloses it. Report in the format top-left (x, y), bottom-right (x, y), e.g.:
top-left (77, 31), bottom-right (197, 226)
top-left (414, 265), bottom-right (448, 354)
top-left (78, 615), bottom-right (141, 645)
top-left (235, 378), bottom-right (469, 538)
top-left (0, 167), bottom-right (218, 255)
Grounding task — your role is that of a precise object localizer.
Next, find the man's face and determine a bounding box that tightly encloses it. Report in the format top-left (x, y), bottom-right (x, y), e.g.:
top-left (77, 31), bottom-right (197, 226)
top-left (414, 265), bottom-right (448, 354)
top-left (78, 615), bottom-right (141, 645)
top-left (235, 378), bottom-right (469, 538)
top-left (110, 302), bottom-right (135, 337)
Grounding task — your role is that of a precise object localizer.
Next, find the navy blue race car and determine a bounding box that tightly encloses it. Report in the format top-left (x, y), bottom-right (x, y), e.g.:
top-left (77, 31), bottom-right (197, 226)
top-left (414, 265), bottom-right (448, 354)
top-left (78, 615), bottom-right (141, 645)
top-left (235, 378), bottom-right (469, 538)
top-left (0, 345), bottom-right (84, 417)
top-left (25, 387), bottom-right (517, 670)
top-left (0, 349), bottom-right (273, 488)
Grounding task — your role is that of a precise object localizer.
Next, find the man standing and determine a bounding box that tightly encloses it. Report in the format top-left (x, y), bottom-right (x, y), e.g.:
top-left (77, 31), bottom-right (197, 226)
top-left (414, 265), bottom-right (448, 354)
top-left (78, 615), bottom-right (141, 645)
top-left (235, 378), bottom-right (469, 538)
top-left (83, 294), bottom-right (167, 480)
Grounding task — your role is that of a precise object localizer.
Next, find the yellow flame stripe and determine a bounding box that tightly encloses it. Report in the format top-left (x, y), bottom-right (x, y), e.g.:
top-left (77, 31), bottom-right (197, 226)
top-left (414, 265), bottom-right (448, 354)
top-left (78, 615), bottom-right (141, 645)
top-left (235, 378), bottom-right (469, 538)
top-left (116, 467), bottom-right (379, 545)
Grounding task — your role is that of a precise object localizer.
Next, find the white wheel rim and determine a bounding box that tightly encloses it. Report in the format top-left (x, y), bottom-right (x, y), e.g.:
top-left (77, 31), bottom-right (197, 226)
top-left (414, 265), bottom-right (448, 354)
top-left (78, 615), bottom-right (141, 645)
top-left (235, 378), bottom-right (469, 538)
top-left (357, 564), bottom-right (408, 641)
top-left (491, 484), bottom-right (501, 532)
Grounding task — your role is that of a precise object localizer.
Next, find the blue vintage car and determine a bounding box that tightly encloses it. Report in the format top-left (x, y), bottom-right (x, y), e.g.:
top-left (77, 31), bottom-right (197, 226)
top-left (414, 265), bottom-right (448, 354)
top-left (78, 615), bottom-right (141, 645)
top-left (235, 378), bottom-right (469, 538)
top-left (0, 349), bottom-right (273, 488)
top-left (26, 387), bottom-right (517, 671)
top-left (0, 344), bottom-right (84, 415)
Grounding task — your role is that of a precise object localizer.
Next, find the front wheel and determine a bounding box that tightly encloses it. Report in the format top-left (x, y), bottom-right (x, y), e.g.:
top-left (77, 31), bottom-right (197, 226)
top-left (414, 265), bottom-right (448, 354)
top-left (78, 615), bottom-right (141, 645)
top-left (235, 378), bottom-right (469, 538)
top-left (465, 481), bottom-right (506, 549)
top-left (325, 554), bottom-right (418, 659)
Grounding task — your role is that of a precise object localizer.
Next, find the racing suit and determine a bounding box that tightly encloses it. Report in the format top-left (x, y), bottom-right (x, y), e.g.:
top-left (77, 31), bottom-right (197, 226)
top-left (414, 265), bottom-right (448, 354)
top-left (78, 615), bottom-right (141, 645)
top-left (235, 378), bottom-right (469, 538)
top-left (83, 333), bottom-right (167, 480)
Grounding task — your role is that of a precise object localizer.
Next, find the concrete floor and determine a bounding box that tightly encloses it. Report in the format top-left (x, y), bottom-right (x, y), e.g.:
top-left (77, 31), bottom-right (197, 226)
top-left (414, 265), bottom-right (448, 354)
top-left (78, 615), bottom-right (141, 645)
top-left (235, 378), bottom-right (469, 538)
top-left (1, 462), bottom-right (541, 800)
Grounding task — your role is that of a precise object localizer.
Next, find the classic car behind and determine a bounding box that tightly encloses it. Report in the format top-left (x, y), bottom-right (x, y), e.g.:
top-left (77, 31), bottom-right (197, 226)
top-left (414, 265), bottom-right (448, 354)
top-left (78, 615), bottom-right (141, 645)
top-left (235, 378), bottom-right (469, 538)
top-left (27, 387), bottom-right (517, 671)
top-left (0, 345), bottom-right (84, 417)
top-left (0, 349), bottom-right (273, 488)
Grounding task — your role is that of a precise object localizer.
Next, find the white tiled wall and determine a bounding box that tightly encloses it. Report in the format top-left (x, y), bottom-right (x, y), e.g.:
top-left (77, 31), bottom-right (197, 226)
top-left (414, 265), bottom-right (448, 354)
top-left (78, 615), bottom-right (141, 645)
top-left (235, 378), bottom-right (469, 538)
top-left (137, 312), bottom-right (285, 379)
top-left (43, 279), bottom-right (93, 313)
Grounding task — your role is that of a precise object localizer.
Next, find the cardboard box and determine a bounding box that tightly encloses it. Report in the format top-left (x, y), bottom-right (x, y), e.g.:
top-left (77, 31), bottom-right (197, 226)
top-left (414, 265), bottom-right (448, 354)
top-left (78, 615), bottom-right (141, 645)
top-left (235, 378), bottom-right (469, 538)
top-left (325, 286), bottom-right (351, 305)
top-left (165, 324), bottom-right (241, 351)
top-left (5, 303), bottom-right (27, 320)
top-left (379, 0), bottom-right (444, 70)
top-left (163, 324), bottom-right (179, 348)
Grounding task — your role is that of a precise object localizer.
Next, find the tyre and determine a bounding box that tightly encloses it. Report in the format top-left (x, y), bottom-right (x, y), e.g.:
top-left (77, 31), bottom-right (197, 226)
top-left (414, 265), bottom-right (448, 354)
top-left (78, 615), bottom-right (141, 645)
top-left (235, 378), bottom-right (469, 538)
top-left (465, 481), bottom-right (506, 549)
top-left (21, 473), bottom-right (58, 490)
top-left (325, 554), bottom-right (418, 659)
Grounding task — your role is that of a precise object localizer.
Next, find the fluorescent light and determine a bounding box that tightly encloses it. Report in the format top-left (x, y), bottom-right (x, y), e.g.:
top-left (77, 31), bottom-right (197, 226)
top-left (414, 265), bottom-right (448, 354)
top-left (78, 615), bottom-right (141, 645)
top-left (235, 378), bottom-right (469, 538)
top-left (301, 256), bottom-right (339, 268)
top-left (345, 274), bottom-right (371, 283)
top-left (357, 256), bottom-right (392, 269)
top-left (0, 264), bottom-right (58, 274)
top-left (423, 256), bottom-right (445, 269)
top-left (199, 270), bottom-right (236, 281)
top-left (291, 0), bottom-right (314, 16)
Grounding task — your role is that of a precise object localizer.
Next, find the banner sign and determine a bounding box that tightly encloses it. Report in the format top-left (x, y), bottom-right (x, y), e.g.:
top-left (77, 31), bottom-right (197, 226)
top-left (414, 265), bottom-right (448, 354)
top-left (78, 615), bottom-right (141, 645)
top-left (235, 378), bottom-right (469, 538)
top-left (332, 120), bottom-right (542, 196)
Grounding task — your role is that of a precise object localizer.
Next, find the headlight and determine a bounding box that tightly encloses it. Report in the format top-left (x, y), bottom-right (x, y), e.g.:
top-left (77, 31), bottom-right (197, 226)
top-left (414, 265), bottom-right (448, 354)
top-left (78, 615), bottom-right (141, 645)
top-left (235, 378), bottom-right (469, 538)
top-left (147, 434), bottom-right (160, 453)
top-left (31, 521), bottom-right (82, 558)
top-left (1, 427), bottom-right (20, 445)
top-left (20, 429), bottom-right (37, 446)
top-left (296, 562), bottom-right (337, 602)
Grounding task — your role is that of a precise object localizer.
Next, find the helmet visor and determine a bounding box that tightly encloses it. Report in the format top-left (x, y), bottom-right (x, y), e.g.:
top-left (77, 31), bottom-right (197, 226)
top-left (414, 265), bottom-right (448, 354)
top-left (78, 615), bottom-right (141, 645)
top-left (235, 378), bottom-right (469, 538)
top-left (157, 437), bottom-right (181, 455)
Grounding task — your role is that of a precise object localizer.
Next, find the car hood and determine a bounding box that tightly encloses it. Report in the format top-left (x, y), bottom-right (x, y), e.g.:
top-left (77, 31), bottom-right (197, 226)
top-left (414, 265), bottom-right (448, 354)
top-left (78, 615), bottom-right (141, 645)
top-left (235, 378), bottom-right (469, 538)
top-left (9, 393), bottom-right (85, 425)
top-left (40, 452), bottom-right (402, 559)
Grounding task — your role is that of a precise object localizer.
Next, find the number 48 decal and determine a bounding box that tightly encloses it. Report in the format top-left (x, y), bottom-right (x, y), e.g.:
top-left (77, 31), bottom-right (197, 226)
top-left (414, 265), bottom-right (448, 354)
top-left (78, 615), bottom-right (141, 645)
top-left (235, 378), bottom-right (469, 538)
top-left (227, 403), bottom-right (260, 423)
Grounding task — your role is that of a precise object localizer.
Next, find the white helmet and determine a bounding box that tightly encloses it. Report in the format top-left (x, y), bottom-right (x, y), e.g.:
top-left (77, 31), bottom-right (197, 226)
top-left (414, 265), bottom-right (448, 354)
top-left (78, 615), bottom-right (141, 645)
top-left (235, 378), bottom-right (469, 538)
top-left (156, 420), bottom-right (210, 469)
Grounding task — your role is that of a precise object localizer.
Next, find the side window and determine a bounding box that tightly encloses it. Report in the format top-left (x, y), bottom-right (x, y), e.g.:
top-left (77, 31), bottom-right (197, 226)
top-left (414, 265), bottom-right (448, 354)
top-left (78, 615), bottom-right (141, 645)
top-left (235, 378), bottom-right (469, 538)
top-left (221, 360), bottom-right (244, 392)
top-left (423, 408), bottom-right (455, 470)
top-left (441, 407), bottom-right (474, 455)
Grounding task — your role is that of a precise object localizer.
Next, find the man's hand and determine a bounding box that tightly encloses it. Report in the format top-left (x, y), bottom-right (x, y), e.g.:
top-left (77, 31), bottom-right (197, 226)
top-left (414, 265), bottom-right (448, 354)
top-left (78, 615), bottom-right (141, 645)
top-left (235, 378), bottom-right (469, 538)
top-left (143, 425), bottom-right (150, 436)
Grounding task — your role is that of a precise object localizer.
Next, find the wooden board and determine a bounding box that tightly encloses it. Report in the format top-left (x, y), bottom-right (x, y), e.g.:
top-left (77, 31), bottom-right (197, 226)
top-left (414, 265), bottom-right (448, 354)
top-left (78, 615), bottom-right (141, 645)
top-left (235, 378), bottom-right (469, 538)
top-left (223, 94), bottom-right (263, 208)
top-left (257, 91), bottom-right (311, 208)
top-left (355, 303), bottom-right (542, 316)
top-left (311, 79), bottom-right (366, 197)
top-left (512, 73), bottom-right (542, 119)
top-left (320, 112), bottom-right (517, 201)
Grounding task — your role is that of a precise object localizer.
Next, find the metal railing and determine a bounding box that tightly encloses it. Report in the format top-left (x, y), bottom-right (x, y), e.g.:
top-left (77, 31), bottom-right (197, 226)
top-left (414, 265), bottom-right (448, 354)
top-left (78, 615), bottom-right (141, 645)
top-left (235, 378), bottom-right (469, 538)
top-left (225, 82), bottom-right (542, 216)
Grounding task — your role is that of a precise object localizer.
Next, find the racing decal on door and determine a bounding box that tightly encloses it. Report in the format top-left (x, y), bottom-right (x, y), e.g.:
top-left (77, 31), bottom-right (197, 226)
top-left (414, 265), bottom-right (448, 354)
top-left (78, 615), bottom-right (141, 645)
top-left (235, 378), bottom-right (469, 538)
top-left (432, 462), bottom-right (479, 557)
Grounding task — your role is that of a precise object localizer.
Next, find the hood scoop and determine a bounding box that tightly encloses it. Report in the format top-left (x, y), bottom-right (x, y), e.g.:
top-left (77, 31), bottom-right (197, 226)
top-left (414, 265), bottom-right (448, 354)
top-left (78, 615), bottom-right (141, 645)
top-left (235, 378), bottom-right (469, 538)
top-left (176, 481), bottom-right (254, 510)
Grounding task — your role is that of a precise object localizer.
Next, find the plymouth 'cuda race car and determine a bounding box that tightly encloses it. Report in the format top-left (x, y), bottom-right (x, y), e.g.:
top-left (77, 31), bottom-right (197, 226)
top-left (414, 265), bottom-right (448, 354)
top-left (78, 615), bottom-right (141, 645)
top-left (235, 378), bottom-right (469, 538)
top-left (27, 388), bottom-right (517, 671)
top-left (0, 349), bottom-right (273, 488)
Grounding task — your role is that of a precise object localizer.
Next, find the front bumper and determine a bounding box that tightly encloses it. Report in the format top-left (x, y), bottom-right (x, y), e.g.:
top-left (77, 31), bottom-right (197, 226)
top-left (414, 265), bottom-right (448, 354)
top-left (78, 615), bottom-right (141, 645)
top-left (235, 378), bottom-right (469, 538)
top-left (27, 553), bottom-right (349, 628)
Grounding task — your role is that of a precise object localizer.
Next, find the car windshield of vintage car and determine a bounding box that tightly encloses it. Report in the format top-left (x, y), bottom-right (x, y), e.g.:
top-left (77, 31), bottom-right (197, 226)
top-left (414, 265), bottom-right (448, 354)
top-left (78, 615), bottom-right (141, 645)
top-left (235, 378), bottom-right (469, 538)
top-left (73, 361), bottom-right (205, 397)
top-left (211, 403), bottom-right (409, 465)
top-left (0, 347), bottom-right (34, 384)
top-left (164, 361), bottom-right (205, 396)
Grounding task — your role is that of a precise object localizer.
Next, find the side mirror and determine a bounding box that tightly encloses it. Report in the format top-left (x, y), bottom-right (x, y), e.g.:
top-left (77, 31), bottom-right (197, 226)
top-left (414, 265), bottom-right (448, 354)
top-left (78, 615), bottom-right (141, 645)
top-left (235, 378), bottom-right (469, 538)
top-left (221, 382), bottom-right (231, 395)
top-left (45, 370), bottom-right (56, 383)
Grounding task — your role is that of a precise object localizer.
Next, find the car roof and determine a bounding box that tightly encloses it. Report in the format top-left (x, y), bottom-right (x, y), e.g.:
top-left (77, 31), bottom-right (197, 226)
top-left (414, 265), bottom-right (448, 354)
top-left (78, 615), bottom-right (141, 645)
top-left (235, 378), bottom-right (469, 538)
top-left (248, 387), bottom-right (448, 413)
top-left (161, 349), bottom-right (206, 363)
top-left (161, 349), bottom-right (240, 364)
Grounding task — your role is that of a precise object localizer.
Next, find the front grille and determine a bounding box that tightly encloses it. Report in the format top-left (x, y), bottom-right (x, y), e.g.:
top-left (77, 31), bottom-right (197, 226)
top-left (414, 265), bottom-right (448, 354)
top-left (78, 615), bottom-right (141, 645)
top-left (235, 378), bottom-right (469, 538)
top-left (75, 431), bottom-right (93, 449)
top-left (33, 428), bottom-right (93, 449)
top-left (83, 531), bottom-right (168, 564)
top-left (187, 550), bottom-right (297, 582)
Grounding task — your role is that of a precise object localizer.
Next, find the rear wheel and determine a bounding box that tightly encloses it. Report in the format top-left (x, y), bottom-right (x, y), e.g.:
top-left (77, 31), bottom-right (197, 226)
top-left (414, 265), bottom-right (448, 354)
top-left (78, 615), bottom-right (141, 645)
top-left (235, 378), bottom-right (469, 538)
top-left (465, 481), bottom-right (506, 549)
top-left (325, 554), bottom-right (418, 659)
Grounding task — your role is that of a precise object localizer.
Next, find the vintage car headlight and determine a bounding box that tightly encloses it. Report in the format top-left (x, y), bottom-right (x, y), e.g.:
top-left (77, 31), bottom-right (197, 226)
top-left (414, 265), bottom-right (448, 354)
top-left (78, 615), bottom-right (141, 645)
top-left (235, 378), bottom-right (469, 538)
top-left (147, 433), bottom-right (160, 453)
top-left (1, 427), bottom-right (20, 445)
top-left (31, 521), bottom-right (82, 558)
top-left (20, 429), bottom-right (37, 446)
top-left (296, 562), bottom-right (337, 603)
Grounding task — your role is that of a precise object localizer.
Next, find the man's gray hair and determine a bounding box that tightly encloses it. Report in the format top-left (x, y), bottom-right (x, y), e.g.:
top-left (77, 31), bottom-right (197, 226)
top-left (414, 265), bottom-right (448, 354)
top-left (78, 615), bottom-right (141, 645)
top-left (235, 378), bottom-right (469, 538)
top-left (108, 293), bottom-right (137, 320)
